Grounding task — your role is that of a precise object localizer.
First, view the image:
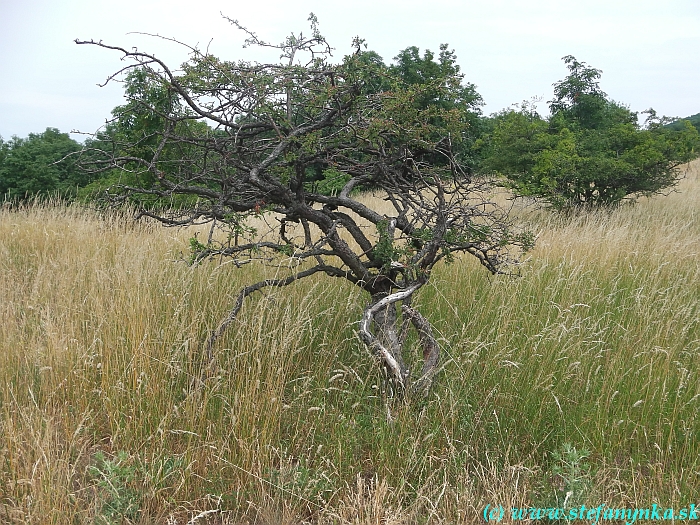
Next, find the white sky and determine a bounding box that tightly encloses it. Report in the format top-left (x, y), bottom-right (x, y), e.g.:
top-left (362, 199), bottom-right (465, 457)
top-left (1, 0), bottom-right (699, 141)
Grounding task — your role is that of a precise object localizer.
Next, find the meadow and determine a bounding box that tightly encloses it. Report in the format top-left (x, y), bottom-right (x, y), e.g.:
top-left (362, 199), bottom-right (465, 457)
top-left (1, 159), bottom-right (698, 524)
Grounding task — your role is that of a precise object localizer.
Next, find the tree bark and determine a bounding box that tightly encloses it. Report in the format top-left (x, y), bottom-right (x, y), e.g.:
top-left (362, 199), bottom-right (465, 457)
top-left (358, 281), bottom-right (440, 399)
top-left (402, 305), bottom-right (440, 397)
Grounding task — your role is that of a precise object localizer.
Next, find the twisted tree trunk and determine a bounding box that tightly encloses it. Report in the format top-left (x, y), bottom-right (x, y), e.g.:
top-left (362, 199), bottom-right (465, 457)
top-left (359, 283), bottom-right (441, 400)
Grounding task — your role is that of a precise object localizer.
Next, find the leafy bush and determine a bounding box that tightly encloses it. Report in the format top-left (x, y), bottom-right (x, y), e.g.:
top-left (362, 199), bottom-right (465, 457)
top-left (481, 57), bottom-right (700, 209)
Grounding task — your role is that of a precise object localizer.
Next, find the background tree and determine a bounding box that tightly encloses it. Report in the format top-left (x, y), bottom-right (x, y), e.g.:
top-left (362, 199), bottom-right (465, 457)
top-left (78, 68), bottom-right (211, 204)
top-left (390, 44), bottom-right (484, 169)
top-left (481, 56), bottom-right (700, 209)
top-left (76, 16), bottom-right (531, 399)
top-left (0, 128), bottom-right (86, 201)
top-left (548, 55), bottom-right (609, 130)
top-left (301, 42), bottom-right (484, 193)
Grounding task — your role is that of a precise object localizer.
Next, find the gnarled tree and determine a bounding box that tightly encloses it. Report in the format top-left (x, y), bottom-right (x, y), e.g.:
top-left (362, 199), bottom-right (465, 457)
top-left (76, 15), bottom-right (532, 398)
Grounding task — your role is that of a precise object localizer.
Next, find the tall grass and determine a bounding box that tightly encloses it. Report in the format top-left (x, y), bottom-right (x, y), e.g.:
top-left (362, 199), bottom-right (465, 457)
top-left (1, 160), bottom-right (698, 523)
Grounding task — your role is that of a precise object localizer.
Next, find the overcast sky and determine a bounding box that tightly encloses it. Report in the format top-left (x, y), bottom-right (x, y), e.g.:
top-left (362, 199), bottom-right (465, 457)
top-left (1, 0), bottom-right (698, 142)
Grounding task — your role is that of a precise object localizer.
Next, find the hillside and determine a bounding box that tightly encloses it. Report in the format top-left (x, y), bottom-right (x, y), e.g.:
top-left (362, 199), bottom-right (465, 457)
top-left (667, 112), bottom-right (700, 133)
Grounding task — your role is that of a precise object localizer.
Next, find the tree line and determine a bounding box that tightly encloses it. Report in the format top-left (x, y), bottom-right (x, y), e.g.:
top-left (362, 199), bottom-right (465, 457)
top-left (2, 49), bottom-right (698, 209)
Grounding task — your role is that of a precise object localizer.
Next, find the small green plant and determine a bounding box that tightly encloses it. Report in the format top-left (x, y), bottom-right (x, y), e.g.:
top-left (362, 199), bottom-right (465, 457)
top-left (187, 235), bottom-right (209, 265)
top-left (278, 243), bottom-right (295, 256)
top-left (88, 451), bottom-right (141, 525)
top-left (536, 443), bottom-right (594, 521)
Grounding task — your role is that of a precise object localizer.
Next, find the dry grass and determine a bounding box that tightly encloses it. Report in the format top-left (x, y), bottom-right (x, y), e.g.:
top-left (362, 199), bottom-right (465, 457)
top-left (0, 159), bottom-right (698, 523)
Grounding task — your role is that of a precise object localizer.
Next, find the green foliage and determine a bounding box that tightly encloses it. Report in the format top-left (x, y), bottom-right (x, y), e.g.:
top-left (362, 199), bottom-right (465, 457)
top-left (482, 57), bottom-right (700, 209)
top-left (0, 137), bottom-right (6, 173)
top-left (0, 128), bottom-right (86, 201)
top-left (549, 55), bottom-right (609, 130)
top-left (390, 44), bottom-right (484, 168)
top-left (535, 443), bottom-right (594, 521)
top-left (306, 167), bottom-right (351, 196)
top-left (391, 44), bottom-right (482, 114)
top-left (88, 451), bottom-right (141, 524)
top-left (345, 43), bottom-right (483, 152)
top-left (347, 49), bottom-right (391, 96)
top-left (478, 101), bottom-right (551, 180)
top-left (78, 68), bottom-right (213, 206)
top-left (187, 235), bottom-right (209, 265)
top-left (82, 40), bottom-right (486, 210)
top-left (666, 112), bottom-right (700, 134)
top-left (372, 219), bottom-right (397, 270)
